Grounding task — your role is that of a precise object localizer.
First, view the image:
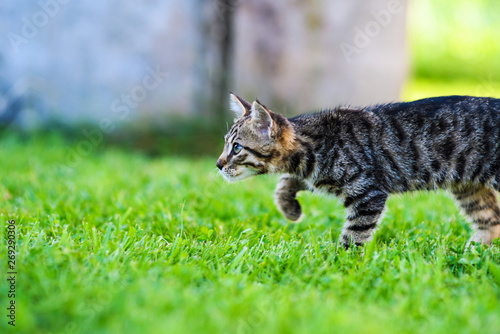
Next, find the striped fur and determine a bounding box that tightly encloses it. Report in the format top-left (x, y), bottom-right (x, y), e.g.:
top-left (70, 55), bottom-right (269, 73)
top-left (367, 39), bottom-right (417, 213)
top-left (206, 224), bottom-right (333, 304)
top-left (217, 94), bottom-right (500, 248)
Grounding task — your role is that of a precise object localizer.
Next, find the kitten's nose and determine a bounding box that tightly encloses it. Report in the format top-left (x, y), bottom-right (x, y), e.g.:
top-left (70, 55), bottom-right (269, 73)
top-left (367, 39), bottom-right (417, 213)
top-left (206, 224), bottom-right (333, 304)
top-left (216, 159), bottom-right (224, 170)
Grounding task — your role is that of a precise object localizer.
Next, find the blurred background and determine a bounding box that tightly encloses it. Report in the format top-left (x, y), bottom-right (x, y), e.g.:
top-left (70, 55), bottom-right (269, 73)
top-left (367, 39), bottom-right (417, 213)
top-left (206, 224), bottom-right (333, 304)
top-left (1, 0), bottom-right (500, 156)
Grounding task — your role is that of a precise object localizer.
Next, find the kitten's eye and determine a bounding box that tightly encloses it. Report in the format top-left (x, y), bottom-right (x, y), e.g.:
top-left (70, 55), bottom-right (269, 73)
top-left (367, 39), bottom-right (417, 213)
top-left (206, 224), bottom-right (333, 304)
top-left (233, 143), bottom-right (243, 154)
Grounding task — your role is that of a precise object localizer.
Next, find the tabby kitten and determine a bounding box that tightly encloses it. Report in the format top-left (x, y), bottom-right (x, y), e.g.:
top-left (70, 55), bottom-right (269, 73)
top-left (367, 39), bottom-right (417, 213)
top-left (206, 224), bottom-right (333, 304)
top-left (217, 93), bottom-right (500, 248)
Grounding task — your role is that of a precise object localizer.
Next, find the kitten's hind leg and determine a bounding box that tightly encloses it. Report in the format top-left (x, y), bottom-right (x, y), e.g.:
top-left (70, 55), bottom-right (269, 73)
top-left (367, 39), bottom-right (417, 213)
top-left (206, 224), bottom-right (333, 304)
top-left (274, 174), bottom-right (307, 222)
top-left (452, 185), bottom-right (500, 245)
top-left (340, 187), bottom-right (388, 249)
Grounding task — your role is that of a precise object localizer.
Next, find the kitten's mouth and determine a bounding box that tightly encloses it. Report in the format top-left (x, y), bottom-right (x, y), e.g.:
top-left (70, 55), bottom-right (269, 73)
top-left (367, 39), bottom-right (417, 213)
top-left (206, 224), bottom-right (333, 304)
top-left (220, 168), bottom-right (255, 182)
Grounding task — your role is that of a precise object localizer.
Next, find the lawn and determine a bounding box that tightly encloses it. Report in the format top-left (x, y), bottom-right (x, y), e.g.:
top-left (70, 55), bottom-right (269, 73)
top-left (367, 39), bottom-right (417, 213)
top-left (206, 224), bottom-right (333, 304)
top-left (1, 132), bottom-right (499, 334)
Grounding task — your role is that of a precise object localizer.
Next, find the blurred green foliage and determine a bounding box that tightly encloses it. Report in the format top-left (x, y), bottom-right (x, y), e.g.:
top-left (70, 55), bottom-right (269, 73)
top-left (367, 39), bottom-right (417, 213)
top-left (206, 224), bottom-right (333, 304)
top-left (409, 0), bottom-right (500, 82)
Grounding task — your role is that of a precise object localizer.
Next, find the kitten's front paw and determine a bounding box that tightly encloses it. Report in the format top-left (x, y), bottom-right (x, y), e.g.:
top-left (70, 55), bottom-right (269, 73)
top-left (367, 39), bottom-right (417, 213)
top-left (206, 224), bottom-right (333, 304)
top-left (276, 196), bottom-right (303, 222)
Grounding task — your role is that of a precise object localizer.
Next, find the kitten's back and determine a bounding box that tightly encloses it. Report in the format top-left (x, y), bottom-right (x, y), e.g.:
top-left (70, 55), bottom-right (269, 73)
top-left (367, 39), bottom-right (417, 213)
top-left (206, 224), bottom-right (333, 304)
top-left (372, 96), bottom-right (500, 191)
top-left (290, 96), bottom-right (500, 192)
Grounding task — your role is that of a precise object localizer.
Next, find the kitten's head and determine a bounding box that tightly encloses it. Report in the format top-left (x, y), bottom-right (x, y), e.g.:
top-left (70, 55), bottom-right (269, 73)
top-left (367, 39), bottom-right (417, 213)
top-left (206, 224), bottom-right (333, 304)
top-left (216, 93), bottom-right (295, 182)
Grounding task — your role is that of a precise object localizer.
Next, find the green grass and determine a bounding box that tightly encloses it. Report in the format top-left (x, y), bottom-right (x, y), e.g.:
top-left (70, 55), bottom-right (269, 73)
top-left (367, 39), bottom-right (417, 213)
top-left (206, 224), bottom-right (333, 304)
top-left (0, 133), bottom-right (499, 334)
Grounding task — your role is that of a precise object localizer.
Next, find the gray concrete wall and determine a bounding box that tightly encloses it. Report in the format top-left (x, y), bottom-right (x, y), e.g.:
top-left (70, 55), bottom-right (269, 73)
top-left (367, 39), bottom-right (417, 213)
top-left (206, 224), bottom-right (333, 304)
top-left (233, 0), bottom-right (408, 113)
top-left (0, 0), bottom-right (408, 127)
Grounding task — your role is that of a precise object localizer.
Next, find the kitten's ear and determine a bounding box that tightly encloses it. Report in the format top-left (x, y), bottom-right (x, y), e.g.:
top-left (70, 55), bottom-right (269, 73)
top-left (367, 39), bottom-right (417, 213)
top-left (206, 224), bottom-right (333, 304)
top-left (229, 93), bottom-right (251, 120)
top-left (250, 100), bottom-right (273, 139)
